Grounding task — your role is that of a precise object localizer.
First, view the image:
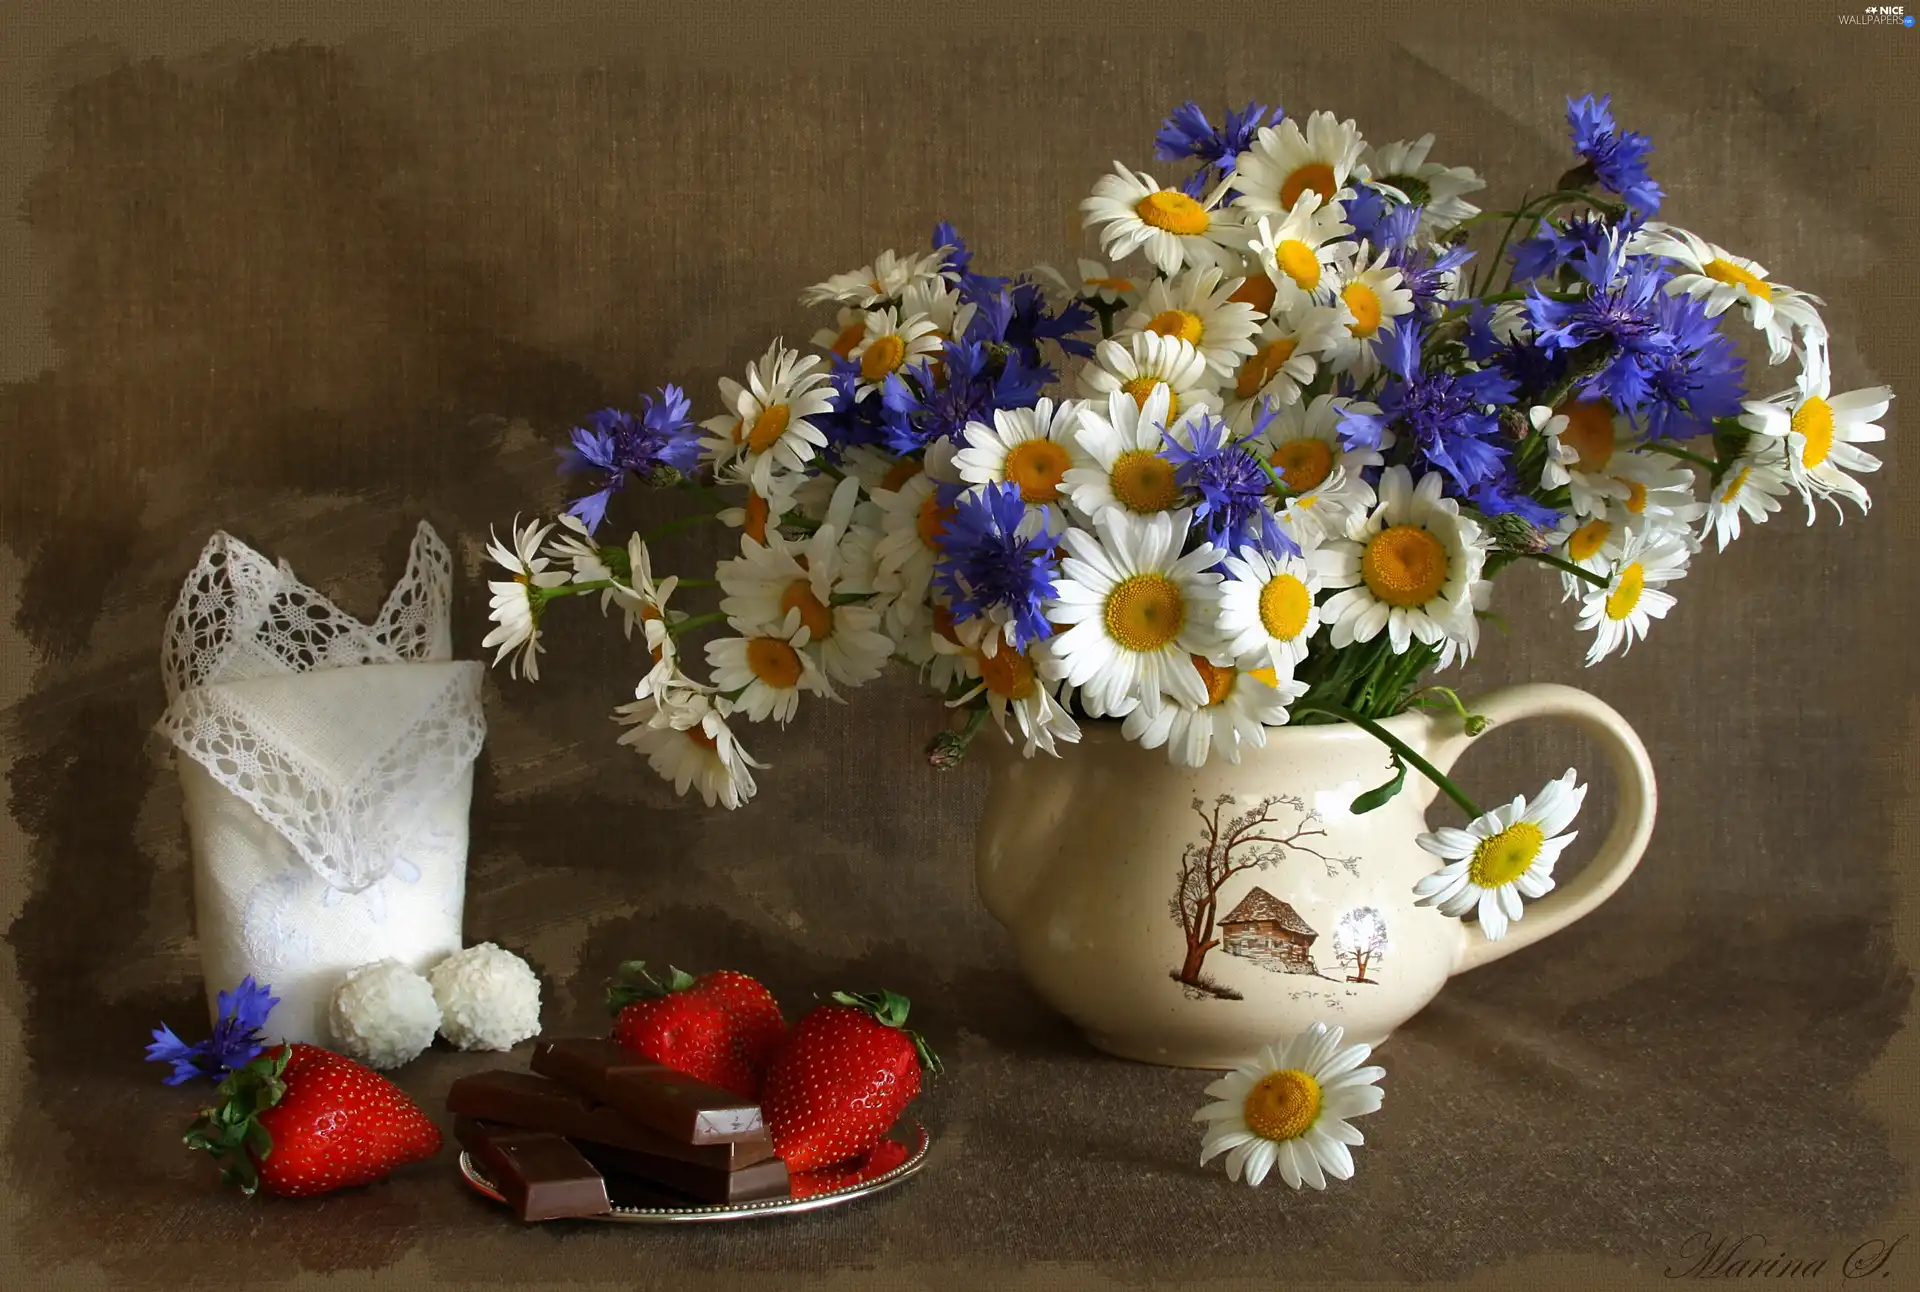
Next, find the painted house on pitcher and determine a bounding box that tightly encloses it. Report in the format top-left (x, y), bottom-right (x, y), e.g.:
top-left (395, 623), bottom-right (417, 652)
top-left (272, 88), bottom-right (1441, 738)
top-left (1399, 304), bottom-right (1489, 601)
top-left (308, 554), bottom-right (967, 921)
top-left (1220, 887), bottom-right (1319, 974)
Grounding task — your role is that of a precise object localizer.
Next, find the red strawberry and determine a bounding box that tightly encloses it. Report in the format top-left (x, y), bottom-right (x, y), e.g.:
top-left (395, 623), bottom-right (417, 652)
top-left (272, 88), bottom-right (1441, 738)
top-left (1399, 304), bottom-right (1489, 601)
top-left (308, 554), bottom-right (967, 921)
top-left (183, 1043), bottom-right (442, 1197)
top-left (761, 989), bottom-right (940, 1173)
top-left (605, 962), bottom-right (786, 1098)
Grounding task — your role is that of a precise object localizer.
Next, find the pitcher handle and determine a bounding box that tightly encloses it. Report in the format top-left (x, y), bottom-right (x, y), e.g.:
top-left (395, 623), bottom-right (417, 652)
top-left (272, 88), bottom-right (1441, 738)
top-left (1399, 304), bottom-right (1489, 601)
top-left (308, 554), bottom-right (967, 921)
top-left (1425, 683), bottom-right (1659, 975)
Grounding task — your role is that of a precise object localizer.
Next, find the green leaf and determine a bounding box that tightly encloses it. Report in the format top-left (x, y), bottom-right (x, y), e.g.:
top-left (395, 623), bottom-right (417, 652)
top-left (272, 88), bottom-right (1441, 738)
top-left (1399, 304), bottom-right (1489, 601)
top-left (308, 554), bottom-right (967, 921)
top-left (605, 960), bottom-right (694, 1014)
top-left (1350, 753), bottom-right (1408, 815)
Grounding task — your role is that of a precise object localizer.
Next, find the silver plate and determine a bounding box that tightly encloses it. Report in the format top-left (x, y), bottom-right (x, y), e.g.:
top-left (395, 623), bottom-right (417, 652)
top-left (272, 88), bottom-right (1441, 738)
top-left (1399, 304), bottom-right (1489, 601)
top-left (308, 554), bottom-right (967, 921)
top-left (457, 1124), bottom-right (931, 1224)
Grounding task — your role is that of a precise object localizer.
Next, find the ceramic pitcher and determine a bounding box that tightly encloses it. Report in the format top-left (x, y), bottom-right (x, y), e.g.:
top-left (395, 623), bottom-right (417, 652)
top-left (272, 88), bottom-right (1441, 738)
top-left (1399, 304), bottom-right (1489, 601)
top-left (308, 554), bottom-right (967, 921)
top-left (974, 683), bottom-right (1657, 1068)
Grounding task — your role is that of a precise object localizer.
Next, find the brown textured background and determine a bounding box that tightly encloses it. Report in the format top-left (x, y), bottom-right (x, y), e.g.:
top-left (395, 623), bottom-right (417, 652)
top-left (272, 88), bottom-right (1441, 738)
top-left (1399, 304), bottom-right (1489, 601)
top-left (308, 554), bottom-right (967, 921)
top-left (2, 2), bottom-right (1916, 1289)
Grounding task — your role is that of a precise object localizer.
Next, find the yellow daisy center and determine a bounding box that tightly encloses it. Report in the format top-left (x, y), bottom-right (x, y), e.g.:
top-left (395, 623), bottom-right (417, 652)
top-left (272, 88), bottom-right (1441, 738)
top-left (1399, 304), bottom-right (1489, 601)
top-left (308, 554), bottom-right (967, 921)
top-left (1108, 450), bottom-right (1182, 513)
top-left (1103, 573), bottom-right (1186, 652)
top-left (1004, 438), bottom-right (1072, 503)
top-left (1361, 525), bottom-right (1449, 608)
top-left (1703, 257), bottom-right (1773, 302)
top-left (1134, 189), bottom-right (1210, 236)
top-left (1468, 822), bottom-right (1545, 889)
top-left (1235, 337), bottom-right (1298, 399)
top-left (1269, 437), bottom-right (1334, 493)
top-left (1145, 309), bottom-right (1205, 347)
top-left (880, 457), bottom-right (922, 492)
top-left (828, 321), bottom-right (866, 358)
top-left (685, 724), bottom-right (719, 752)
top-left (745, 637), bottom-right (804, 690)
top-left (1618, 479), bottom-right (1648, 514)
top-left (1191, 654), bottom-right (1235, 707)
top-left (1280, 163), bottom-right (1338, 211)
top-left (1258, 573), bottom-right (1312, 641)
top-left (746, 404), bottom-right (791, 454)
top-left (1566, 517), bottom-right (1611, 562)
top-left (976, 646), bottom-right (1037, 701)
top-left (779, 579), bottom-right (835, 641)
top-left (1719, 467), bottom-right (1751, 504)
top-left (1275, 238), bottom-right (1321, 290)
top-left (1554, 399), bottom-right (1616, 471)
top-left (916, 493), bottom-right (953, 550)
top-left (1248, 665), bottom-right (1281, 687)
top-left (743, 492), bottom-right (771, 544)
top-left (1242, 1069), bottom-right (1322, 1142)
top-left (1342, 281), bottom-right (1383, 338)
top-left (1605, 561), bottom-right (1645, 620)
top-left (1087, 274), bottom-right (1136, 294)
top-left (860, 334), bottom-right (907, 381)
top-left (1121, 375), bottom-right (1178, 417)
top-left (1228, 274), bottom-right (1277, 315)
top-left (641, 605), bottom-right (666, 664)
top-left (1792, 396), bottom-right (1835, 468)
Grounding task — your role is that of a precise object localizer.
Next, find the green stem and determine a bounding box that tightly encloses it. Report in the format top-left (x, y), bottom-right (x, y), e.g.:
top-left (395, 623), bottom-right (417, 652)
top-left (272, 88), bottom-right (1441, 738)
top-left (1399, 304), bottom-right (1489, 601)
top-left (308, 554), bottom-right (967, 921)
top-left (675, 577), bottom-right (716, 589)
top-left (1406, 685), bottom-right (1489, 734)
top-left (1644, 441), bottom-right (1718, 471)
top-left (1522, 550), bottom-right (1610, 589)
top-left (533, 579), bottom-right (614, 608)
top-left (641, 513), bottom-right (721, 543)
top-left (668, 611), bottom-right (727, 636)
top-left (1293, 701), bottom-right (1484, 819)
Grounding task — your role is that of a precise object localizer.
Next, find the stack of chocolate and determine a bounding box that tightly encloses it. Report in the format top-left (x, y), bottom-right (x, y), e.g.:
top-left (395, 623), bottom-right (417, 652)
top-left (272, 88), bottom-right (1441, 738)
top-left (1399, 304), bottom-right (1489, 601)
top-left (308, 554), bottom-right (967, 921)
top-left (448, 1037), bottom-right (789, 1221)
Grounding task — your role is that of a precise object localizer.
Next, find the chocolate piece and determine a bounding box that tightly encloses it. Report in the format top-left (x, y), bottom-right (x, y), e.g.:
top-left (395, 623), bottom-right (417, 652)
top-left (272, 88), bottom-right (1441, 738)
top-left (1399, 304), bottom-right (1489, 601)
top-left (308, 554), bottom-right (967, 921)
top-left (530, 1037), bottom-right (764, 1144)
top-left (454, 1119), bottom-right (611, 1222)
top-left (576, 1139), bottom-right (791, 1205)
top-left (446, 1070), bottom-right (776, 1170)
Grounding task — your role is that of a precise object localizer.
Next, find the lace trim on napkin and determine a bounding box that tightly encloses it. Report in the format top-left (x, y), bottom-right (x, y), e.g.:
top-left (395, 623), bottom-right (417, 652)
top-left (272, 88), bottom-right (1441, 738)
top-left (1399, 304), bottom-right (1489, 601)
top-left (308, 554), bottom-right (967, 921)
top-left (155, 522), bottom-right (484, 894)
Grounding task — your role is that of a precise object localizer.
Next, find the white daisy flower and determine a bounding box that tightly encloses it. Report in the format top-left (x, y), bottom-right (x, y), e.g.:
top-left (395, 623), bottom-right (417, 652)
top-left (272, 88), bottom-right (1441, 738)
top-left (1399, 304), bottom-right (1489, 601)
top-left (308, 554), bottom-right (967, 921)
top-left (1575, 528), bottom-right (1691, 665)
top-left (1077, 332), bottom-right (1223, 423)
top-left (951, 397), bottom-right (1091, 526)
top-left (1194, 1022), bottom-right (1385, 1190)
top-left (1042, 508), bottom-right (1228, 718)
top-left (1230, 112), bottom-right (1370, 221)
top-left (1320, 248), bottom-right (1414, 383)
top-left (810, 305), bottom-right (869, 360)
top-left (698, 341), bottom-right (836, 492)
top-left (934, 624), bottom-right (1082, 759)
top-left (1121, 653), bottom-right (1307, 768)
top-left (1080, 162), bottom-right (1246, 277)
top-left (1359, 133), bottom-right (1486, 235)
top-left (1062, 385), bottom-right (1194, 522)
top-left (800, 246), bottom-right (949, 308)
top-left (1244, 194), bottom-right (1355, 310)
top-left (871, 472), bottom-right (952, 638)
top-left (1413, 769), bottom-right (1587, 941)
top-left (1216, 546), bottom-right (1325, 678)
top-left (1433, 577), bottom-right (1493, 671)
top-left (1115, 266), bottom-right (1263, 379)
top-left (1604, 452), bottom-right (1706, 537)
top-left (1629, 222), bottom-right (1827, 364)
top-left (715, 501), bottom-right (894, 688)
top-left (1739, 368), bottom-right (1891, 522)
top-left (481, 516), bottom-right (570, 682)
top-left (1319, 466), bottom-right (1489, 656)
top-left (715, 461), bottom-right (806, 547)
top-left (901, 276), bottom-right (977, 342)
top-left (613, 693), bottom-right (766, 810)
top-left (1250, 392), bottom-right (1385, 547)
top-left (848, 306), bottom-right (943, 401)
top-left (1536, 399), bottom-right (1634, 518)
top-left (1031, 257), bottom-right (1141, 307)
top-left (1223, 305), bottom-right (1348, 432)
top-left (704, 614), bottom-right (837, 725)
top-left (1699, 450), bottom-right (1793, 551)
top-left (1551, 511), bottom-right (1629, 600)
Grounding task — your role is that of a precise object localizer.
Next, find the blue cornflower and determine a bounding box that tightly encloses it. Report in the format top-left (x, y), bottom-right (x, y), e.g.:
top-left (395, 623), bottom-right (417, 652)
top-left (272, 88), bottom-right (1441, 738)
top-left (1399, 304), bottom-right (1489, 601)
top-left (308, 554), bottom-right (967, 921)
top-left (1637, 290), bottom-right (1746, 440)
top-left (1527, 236), bottom-right (1669, 411)
top-left (1567, 93), bottom-right (1662, 216)
top-left (880, 340), bottom-right (1052, 453)
top-left (1160, 411), bottom-right (1298, 559)
top-left (1343, 185), bottom-right (1391, 246)
top-left (1467, 470), bottom-right (1562, 529)
top-left (1509, 212), bottom-right (1618, 284)
top-left (932, 482), bottom-right (1060, 648)
top-left (559, 385), bottom-right (701, 533)
top-left (146, 976), bottom-right (279, 1086)
top-left (815, 356), bottom-right (896, 457)
top-left (1383, 208), bottom-right (1475, 316)
top-left (1155, 100), bottom-right (1283, 172)
top-left (1342, 323), bottom-right (1516, 492)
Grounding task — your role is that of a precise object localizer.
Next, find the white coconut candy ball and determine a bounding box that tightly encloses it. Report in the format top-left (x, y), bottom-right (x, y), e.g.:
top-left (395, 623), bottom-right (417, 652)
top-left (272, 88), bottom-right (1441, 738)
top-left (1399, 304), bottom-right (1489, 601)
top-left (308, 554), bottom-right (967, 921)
top-left (327, 959), bottom-right (443, 1070)
top-left (428, 942), bottom-right (542, 1051)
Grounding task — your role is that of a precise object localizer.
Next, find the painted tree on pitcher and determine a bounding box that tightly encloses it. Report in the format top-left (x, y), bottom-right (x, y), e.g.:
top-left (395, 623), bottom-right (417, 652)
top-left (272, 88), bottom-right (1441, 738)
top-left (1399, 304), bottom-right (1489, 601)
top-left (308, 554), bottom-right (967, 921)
top-left (1168, 793), bottom-right (1353, 998)
top-left (1334, 906), bottom-right (1391, 984)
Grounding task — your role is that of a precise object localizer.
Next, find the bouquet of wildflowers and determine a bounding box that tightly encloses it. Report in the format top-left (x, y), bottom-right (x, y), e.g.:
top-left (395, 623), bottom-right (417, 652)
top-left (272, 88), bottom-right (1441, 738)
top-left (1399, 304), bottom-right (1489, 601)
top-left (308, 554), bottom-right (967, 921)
top-left (484, 93), bottom-right (1893, 883)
